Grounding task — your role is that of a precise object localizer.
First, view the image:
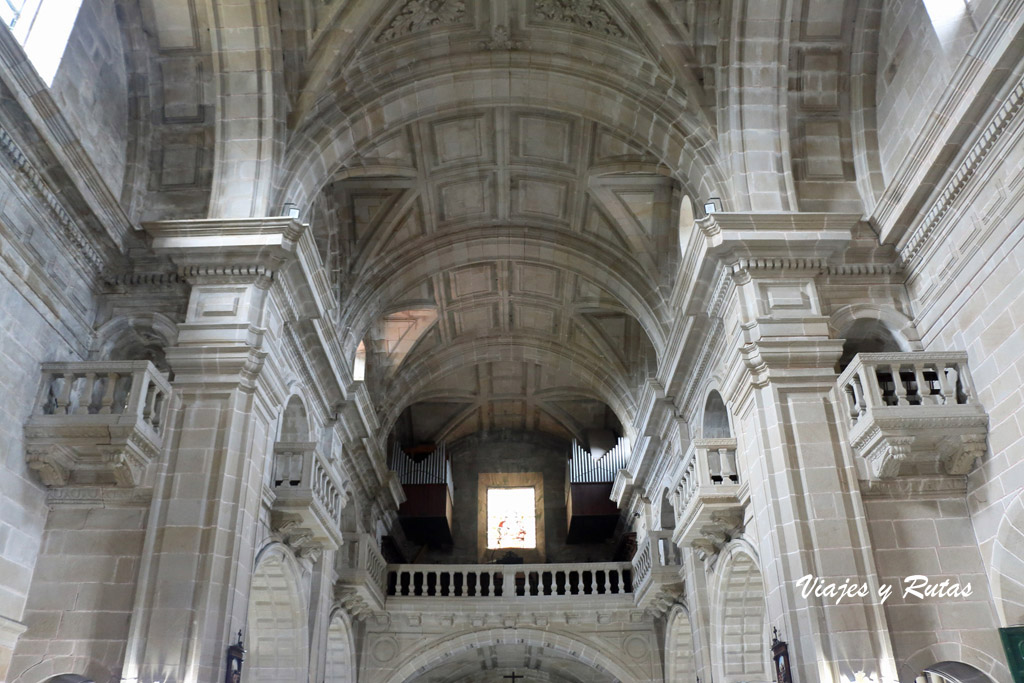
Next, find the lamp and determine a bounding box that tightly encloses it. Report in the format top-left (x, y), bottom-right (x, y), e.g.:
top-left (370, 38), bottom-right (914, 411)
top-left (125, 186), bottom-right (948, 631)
top-left (226, 630), bottom-right (246, 683)
top-left (771, 627), bottom-right (792, 683)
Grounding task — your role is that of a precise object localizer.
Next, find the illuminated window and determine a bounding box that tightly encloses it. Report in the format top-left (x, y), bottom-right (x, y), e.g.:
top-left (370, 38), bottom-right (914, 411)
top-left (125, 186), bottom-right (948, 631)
top-left (486, 487), bottom-right (536, 549)
top-left (2, 0), bottom-right (85, 85)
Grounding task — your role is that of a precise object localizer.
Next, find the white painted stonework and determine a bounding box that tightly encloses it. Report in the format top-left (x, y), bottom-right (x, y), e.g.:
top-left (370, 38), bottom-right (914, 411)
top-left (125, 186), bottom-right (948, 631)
top-left (0, 1), bottom-right (1022, 682)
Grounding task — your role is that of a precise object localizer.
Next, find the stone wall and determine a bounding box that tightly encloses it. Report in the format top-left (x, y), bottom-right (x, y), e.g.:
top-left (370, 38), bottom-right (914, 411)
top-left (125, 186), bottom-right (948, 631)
top-left (50, 0), bottom-right (129, 199)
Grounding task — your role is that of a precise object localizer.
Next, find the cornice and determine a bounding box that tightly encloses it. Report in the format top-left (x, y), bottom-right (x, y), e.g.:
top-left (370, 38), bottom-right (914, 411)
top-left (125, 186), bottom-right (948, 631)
top-left (899, 72), bottom-right (1024, 265)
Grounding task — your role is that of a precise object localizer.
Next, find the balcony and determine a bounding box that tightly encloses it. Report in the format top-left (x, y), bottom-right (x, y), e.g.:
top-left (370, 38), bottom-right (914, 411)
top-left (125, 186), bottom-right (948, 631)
top-left (632, 531), bottom-right (684, 613)
top-left (335, 533), bottom-right (388, 617)
top-left (838, 353), bottom-right (988, 478)
top-left (271, 443), bottom-right (345, 550)
top-left (671, 438), bottom-right (744, 556)
top-left (386, 562), bottom-right (633, 601)
top-left (24, 361), bottom-right (171, 487)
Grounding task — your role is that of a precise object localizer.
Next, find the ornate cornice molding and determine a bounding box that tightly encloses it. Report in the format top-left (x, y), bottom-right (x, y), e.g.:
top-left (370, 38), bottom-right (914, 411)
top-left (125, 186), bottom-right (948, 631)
top-left (46, 485), bottom-right (154, 507)
top-left (900, 74), bottom-right (1024, 264)
top-left (0, 124), bottom-right (104, 272)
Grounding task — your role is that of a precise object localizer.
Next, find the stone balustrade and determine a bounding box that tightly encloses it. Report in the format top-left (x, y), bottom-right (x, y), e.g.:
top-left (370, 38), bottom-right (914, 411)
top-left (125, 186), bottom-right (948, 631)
top-left (838, 352), bottom-right (988, 478)
top-left (24, 361), bottom-right (171, 487)
top-left (335, 532), bottom-right (389, 617)
top-left (386, 562), bottom-right (633, 599)
top-left (271, 443), bottom-right (345, 550)
top-left (632, 530), bottom-right (684, 612)
top-left (671, 438), bottom-right (744, 557)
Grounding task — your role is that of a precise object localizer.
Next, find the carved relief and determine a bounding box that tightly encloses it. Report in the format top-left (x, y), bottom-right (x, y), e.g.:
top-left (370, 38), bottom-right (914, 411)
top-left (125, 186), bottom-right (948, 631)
top-left (532, 0), bottom-right (625, 38)
top-left (377, 0), bottom-right (467, 43)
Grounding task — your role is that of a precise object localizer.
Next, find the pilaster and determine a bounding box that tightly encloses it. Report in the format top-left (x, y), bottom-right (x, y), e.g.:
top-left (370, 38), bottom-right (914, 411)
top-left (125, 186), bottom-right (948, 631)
top-left (703, 213), bottom-right (900, 682)
top-left (121, 218), bottom-right (302, 683)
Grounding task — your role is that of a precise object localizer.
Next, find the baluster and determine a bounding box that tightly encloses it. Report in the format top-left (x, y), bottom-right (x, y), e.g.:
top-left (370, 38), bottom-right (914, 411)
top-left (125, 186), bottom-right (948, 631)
top-left (74, 373), bottom-right (95, 414)
top-left (939, 364), bottom-right (958, 404)
top-left (893, 364), bottom-right (910, 406)
top-left (97, 372), bottom-right (117, 414)
top-left (722, 448), bottom-right (738, 483)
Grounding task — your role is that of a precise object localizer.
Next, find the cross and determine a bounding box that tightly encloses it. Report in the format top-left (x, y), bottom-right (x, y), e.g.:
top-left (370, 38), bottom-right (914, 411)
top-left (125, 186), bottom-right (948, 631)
top-left (503, 673), bottom-right (523, 682)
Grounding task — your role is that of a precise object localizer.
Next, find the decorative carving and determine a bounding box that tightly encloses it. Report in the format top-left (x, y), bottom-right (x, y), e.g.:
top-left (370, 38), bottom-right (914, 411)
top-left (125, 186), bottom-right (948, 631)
top-left (482, 25), bottom-right (521, 50)
top-left (377, 0), bottom-right (466, 43)
top-left (0, 124), bottom-right (105, 272)
top-left (533, 0), bottom-right (625, 38)
top-left (901, 75), bottom-right (1024, 263)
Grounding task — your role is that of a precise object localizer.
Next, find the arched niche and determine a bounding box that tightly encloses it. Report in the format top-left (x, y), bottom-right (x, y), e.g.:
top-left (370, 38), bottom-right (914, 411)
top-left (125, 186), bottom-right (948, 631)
top-left (246, 545), bottom-right (310, 683)
top-left (325, 611), bottom-right (355, 683)
top-left (702, 390), bottom-right (731, 438)
top-left (93, 314), bottom-right (177, 374)
top-left (714, 548), bottom-right (770, 683)
top-left (665, 606), bottom-right (698, 681)
top-left (280, 395), bottom-right (311, 442)
top-left (837, 317), bottom-right (906, 370)
top-left (659, 487), bottom-right (675, 531)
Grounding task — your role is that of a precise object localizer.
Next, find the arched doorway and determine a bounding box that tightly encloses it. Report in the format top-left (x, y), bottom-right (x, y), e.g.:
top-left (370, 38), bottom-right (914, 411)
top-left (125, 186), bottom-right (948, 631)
top-left (714, 549), bottom-right (770, 683)
top-left (325, 611), bottom-right (355, 683)
top-left (246, 546), bottom-right (309, 683)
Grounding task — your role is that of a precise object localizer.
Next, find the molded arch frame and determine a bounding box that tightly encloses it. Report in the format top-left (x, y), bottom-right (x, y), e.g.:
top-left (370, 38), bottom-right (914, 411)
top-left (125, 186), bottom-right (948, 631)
top-left (246, 542), bottom-right (311, 682)
top-left (664, 604), bottom-right (701, 681)
top-left (324, 607), bottom-right (357, 683)
top-left (992, 491), bottom-right (1024, 627)
top-left (278, 390), bottom-right (316, 443)
top-left (13, 658), bottom-right (112, 683)
top-left (709, 540), bottom-right (771, 683)
top-left (902, 643), bottom-right (1009, 683)
top-left (828, 304), bottom-right (923, 352)
top-left (382, 627), bottom-right (641, 683)
top-left (91, 312), bottom-right (179, 362)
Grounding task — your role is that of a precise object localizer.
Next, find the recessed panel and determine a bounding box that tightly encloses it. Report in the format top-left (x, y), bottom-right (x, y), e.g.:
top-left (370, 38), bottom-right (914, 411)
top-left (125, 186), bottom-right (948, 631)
top-left (511, 177), bottom-right (570, 222)
top-left (437, 176), bottom-right (494, 223)
top-left (448, 263), bottom-right (497, 301)
top-left (430, 113), bottom-right (493, 168)
top-left (512, 113), bottom-right (577, 169)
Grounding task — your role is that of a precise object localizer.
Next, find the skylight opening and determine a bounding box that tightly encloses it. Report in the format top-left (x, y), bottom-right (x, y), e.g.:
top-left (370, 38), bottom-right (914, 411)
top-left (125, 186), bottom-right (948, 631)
top-left (486, 487), bottom-right (536, 550)
top-left (3, 0), bottom-right (85, 86)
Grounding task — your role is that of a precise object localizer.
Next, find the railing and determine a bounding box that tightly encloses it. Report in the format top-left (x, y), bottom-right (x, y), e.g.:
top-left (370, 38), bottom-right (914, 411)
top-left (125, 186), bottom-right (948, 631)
top-left (839, 352), bottom-right (977, 427)
top-left (632, 530), bottom-right (682, 590)
top-left (673, 438), bottom-right (739, 517)
top-left (272, 443), bottom-right (345, 547)
top-left (38, 361), bottom-right (170, 435)
top-left (836, 352), bottom-right (988, 478)
top-left (389, 442), bottom-right (453, 497)
top-left (567, 437), bottom-right (630, 484)
top-left (25, 361), bottom-right (172, 487)
top-left (386, 562), bottom-right (633, 598)
top-left (336, 533), bottom-right (388, 614)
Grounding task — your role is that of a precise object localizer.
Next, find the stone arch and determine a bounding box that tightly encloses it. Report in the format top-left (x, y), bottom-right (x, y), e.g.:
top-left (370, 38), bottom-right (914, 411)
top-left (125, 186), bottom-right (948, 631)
top-left (93, 313), bottom-right (178, 373)
top-left (325, 610), bottom-right (356, 683)
top-left (379, 337), bottom-right (639, 446)
top-left (246, 543), bottom-right (310, 683)
top-left (277, 62), bottom-right (730, 215)
top-left (830, 304), bottom-right (921, 370)
top-left (992, 491), bottom-right (1024, 627)
top-left (901, 642), bottom-right (1010, 683)
top-left (664, 605), bottom-right (698, 681)
top-left (921, 661), bottom-right (996, 682)
top-left (13, 657), bottom-right (112, 683)
top-left (279, 394), bottom-right (312, 442)
top-left (383, 627), bottom-right (638, 683)
top-left (702, 389), bottom-right (731, 439)
top-left (712, 545), bottom-right (770, 683)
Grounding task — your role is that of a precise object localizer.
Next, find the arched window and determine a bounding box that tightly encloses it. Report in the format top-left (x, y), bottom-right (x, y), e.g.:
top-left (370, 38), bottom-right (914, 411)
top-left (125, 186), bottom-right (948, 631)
top-left (917, 661), bottom-right (994, 683)
top-left (353, 341), bottom-right (366, 381)
top-left (2, 0), bottom-right (84, 84)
